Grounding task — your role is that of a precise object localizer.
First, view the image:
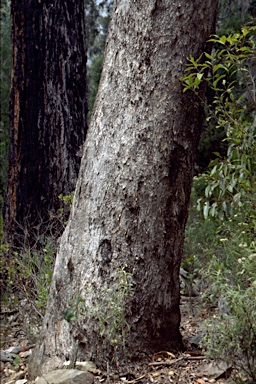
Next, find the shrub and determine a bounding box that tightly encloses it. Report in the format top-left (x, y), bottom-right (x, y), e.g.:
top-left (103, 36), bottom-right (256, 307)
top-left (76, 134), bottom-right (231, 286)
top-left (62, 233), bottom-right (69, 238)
top-left (183, 26), bottom-right (256, 225)
top-left (183, 26), bottom-right (256, 382)
top-left (0, 192), bottom-right (74, 339)
top-left (201, 251), bottom-right (256, 382)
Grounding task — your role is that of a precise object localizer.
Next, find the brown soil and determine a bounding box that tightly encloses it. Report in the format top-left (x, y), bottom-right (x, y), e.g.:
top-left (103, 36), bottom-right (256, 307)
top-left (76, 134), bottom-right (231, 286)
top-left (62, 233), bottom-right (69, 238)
top-left (0, 296), bottom-right (236, 384)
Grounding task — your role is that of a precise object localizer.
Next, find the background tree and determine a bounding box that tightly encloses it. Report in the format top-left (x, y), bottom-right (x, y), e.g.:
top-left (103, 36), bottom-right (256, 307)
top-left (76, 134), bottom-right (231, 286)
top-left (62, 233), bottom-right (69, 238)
top-left (0, 0), bottom-right (12, 239)
top-left (217, 0), bottom-right (256, 34)
top-left (85, 0), bottom-right (113, 119)
top-left (3, 0), bottom-right (88, 245)
top-left (29, 0), bottom-right (218, 378)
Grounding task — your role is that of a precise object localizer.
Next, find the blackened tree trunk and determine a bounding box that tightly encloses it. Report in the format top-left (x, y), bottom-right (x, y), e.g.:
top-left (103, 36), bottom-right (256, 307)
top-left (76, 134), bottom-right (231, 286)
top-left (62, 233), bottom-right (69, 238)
top-left (29, 0), bottom-right (218, 378)
top-left (4, 0), bottom-right (87, 244)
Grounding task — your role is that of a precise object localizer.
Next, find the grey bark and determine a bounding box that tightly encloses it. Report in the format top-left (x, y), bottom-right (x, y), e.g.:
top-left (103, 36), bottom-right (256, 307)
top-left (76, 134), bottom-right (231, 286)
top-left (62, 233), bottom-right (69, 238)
top-left (29, 0), bottom-right (218, 378)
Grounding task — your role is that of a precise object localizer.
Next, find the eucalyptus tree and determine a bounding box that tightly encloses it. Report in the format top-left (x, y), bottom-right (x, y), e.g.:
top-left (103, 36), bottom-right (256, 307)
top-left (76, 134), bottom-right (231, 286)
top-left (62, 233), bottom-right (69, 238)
top-left (29, 0), bottom-right (218, 378)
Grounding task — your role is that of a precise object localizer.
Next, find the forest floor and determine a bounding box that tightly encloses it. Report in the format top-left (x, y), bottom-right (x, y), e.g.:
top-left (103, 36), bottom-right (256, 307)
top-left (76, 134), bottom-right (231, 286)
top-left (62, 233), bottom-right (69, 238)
top-left (0, 295), bottom-right (238, 384)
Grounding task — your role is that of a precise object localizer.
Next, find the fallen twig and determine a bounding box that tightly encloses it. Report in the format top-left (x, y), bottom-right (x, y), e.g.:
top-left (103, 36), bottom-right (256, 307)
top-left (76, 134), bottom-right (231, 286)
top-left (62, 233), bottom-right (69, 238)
top-left (126, 374), bottom-right (146, 383)
top-left (148, 355), bottom-right (206, 366)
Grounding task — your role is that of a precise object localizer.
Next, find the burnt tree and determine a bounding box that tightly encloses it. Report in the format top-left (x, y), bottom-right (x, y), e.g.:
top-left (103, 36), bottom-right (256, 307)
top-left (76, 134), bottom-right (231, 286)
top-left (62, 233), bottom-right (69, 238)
top-left (4, 0), bottom-right (87, 244)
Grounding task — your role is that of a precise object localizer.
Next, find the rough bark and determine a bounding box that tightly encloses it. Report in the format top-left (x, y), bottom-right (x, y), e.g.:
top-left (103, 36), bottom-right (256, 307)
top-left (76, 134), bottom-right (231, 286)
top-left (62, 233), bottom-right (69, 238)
top-left (4, 0), bottom-right (87, 244)
top-left (29, 0), bottom-right (218, 378)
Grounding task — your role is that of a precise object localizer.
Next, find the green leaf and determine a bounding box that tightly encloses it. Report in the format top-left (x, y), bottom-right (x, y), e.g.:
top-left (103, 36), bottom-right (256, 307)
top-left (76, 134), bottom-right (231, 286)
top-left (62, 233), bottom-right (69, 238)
top-left (239, 46), bottom-right (251, 52)
top-left (216, 49), bottom-right (226, 59)
top-left (213, 74), bottom-right (227, 88)
top-left (227, 184), bottom-right (233, 193)
top-left (203, 201), bottom-right (210, 219)
top-left (242, 27), bottom-right (248, 37)
top-left (222, 202), bottom-right (227, 212)
top-left (210, 164), bottom-right (217, 176)
top-left (189, 55), bottom-right (197, 67)
top-left (204, 52), bottom-right (213, 60)
top-left (208, 36), bottom-right (219, 43)
top-left (64, 307), bottom-right (77, 322)
top-left (213, 64), bottom-right (227, 73)
top-left (219, 35), bottom-right (227, 45)
top-left (205, 185), bottom-right (211, 198)
top-left (209, 202), bottom-right (218, 217)
top-left (197, 198), bottom-right (202, 211)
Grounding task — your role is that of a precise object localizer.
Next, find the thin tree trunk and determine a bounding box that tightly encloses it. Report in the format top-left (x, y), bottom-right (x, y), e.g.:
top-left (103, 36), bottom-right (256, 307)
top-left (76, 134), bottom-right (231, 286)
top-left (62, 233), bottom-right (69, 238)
top-left (4, 0), bottom-right (87, 245)
top-left (29, 0), bottom-right (218, 378)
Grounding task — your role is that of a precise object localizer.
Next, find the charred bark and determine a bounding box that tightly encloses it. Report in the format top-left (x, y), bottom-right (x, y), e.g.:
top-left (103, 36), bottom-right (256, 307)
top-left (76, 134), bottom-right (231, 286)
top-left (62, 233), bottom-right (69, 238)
top-left (29, 0), bottom-right (218, 378)
top-left (4, 0), bottom-right (87, 244)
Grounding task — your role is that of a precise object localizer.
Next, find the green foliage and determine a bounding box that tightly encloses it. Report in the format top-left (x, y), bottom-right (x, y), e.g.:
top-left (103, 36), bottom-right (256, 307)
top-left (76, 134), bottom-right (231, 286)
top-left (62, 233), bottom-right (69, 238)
top-left (0, 237), bottom-right (55, 316)
top-left (185, 179), bottom-right (256, 382)
top-left (12, 355), bottom-right (21, 372)
top-left (96, 268), bottom-right (133, 350)
top-left (195, 1), bottom-right (255, 172)
top-left (65, 267), bottom-right (134, 360)
top-left (0, 190), bottom-right (74, 335)
top-left (85, 0), bottom-right (112, 59)
top-left (49, 191), bottom-right (74, 230)
top-left (183, 27), bottom-right (256, 378)
top-left (58, 191), bottom-right (74, 209)
top-left (183, 26), bottom-right (256, 226)
top-left (85, 0), bottom-right (101, 58)
top-left (217, 0), bottom-right (256, 36)
top-left (201, 253), bottom-right (256, 382)
top-left (87, 53), bottom-right (104, 119)
top-left (85, 0), bottom-right (112, 120)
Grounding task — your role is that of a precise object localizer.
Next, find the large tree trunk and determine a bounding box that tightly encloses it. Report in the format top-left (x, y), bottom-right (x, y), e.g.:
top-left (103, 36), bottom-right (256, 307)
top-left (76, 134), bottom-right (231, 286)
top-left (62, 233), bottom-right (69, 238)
top-left (4, 0), bottom-right (87, 245)
top-left (29, 0), bottom-right (218, 378)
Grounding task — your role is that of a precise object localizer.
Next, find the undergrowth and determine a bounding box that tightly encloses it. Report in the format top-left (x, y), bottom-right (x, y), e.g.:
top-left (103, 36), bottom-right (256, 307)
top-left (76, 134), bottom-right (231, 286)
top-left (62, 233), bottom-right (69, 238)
top-left (64, 267), bottom-right (134, 363)
top-left (184, 177), bottom-right (256, 382)
top-left (183, 26), bottom-right (256, 383)
top-left (0, 192), bottom-right (74, 342)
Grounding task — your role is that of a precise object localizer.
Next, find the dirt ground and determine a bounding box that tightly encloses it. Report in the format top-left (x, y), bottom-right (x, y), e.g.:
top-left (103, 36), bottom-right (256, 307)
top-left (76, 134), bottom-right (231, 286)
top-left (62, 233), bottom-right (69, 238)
top-left (0, 295), bottom-right (237, 384)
